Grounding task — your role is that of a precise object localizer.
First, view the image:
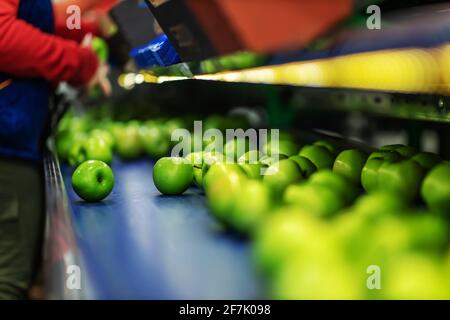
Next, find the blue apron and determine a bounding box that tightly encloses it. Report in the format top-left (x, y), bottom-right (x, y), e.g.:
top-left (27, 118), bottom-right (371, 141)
top-left (0, 0), bottom-right (54, 161)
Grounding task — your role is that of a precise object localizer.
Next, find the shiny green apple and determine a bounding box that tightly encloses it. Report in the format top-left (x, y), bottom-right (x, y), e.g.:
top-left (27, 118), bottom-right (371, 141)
top-left (224, 137), bottom-right (252, 162)
top-left (204, 163), bottom-right (247, 220)
top-left (139, 124), bottom-right (171, 159)
top-left (185, 152), bottom-right (204, 187)
top-left (361, 157), bottom-right (384, 192)
top-left (259, 154), bottom-right (288, 167)
top-left (263, 139), bottom-right (298, 157)
top-left (230, 180), bottom-right (274, 234)
top-left (113, 123), bottom-right (142, 159)
top-left (352, 191), bottom-right (408, 217)
top-left (377, 159), bottom-right (425, 201)
top-left (55, 130), bottom-right (86, 162)
top-left (284, 183), bottom-right (346, 216)
top-left (298, 144), bottom-right (335, 169)
top-left (253, 208), bottom-right (330, 276)
top-left (263, 159), bottom-right (303, 195)
top-left (68, 135), bottom-right (113, 167)
top-left (90, 129), bottom-right (115, 148)
top-left (153, 157), bottom-right (193, 195)
top-left (288, 155), bottom-right (317, 177)
top-left (384, 254), bottom-right (449, 299)
top-left (309, 170), bottom-right (358, 204)
top-left (333, 149), bottom-right (368, 185)
top-left (421, 163), bottom-right (450, 216)
top-left (313, 140), bottom-right (339, 156)
top-left (72, 160), bottom-right (114, 202)
top-left (272, 253), bottom-right (362, 300)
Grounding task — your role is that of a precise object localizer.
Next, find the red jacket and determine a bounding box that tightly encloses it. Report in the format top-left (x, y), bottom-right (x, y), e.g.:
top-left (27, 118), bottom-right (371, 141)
top-left (0, 0), bottom-right (99, 87)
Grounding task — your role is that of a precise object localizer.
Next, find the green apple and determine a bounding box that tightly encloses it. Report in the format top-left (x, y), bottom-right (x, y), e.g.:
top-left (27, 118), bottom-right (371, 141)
top-left (224, 137), bottom-right (252, 162)
top-left (384, 254), bottom-right (449, 299)
top-left (352, 191), bottom-right (407, 217)
top-left (114, 123), bottom-right (142, 159)
top-left (239, 162), bottom-right (264, 179)
top-left (237, 150), bottom-right (264, 179)
top-left (368, 150), bottom-right (403, 162)
top-left (361, 157), bottom-right (384, 192)
top-left (288, 155), bottom-right (317, 177)
top-left (56, 113), bottom-right (73, 133)
top-left (203, 162), bottom-right (242, 190)
top-left (377, 159), bottom-right (425, 201)
top-left (201, 133), bottom-right (217, 151)
top-left (405, 213), bottom-right (449, 252)
top-left (139, 124), bottom-right (171, 159)
top-left (259, 154), bottom-right (288, 167)
top-left (411, 152), bottom-right (441, 171)
top-left (55, 130), bottom-right (86, 161)
top-left (309, 170), bottom-right (358, 204)
top-left (64, 116), bottom-right (90, 133)
top-left (284, 183), bottom-right (345, 217)
top-left (200, 151), bottom-right (225, 186)
top-left (333, 149), bottom-right (368, 185)
top-left (271, 253), bottom-right (362, 300)
top-left (185, 152), bottom-right (204, 187)
top-left (313, 140), bottom-right (339, 156)
top-left (204, 163), bottom-right (247, 220)
top-left (380, 144), bottom-right (417, 158)
top-left (68, 140), bottom-right (85, 167)
top-left (90, 129), bottom-right (115, 148)
top-left (421, 163), bottom-right (450, 216)
top-left (86, 135), bottom-right (113, 163)
top-left (72, 160), bottom-right (114, 202)
top-left (68, 136), bottom-right (113, 167)
top-left (153, 157), bottom-right (193, 195)
top-left (253, 208), bottom-right (331, 276)
top-left (263, 139), bottom-right (298, 157)
top-left (230, 180), bottom-right (274, 234)
top-left (263, 159), bottom-right (303, 195)
top-left (298, 144), bottom-right (335, 169)
top-left (238, 150), bottom-right (263, 164)
top-left (332, 210), bottom-right (374, 264)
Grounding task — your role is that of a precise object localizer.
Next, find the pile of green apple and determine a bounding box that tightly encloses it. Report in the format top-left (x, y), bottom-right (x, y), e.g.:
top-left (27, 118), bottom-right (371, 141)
top-left (55, 113), bottom-right (251, 202)
top-left (151, 133), bottom-right (450, 299)
top-left (56, 113), bottom-right (450, 298)
top-left (55, 115), bottom-right (180, 165)
top-left (361, 144), bottom-right (450, 215)
top-left (55, 113), bottom-right (251, 165)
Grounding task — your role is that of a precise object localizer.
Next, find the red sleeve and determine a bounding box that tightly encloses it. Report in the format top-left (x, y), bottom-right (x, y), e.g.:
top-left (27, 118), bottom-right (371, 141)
top-left (0, 0), bottom-right (99, 87)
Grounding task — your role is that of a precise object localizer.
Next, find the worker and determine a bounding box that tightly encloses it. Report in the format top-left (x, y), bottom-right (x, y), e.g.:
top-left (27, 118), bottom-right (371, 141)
top-left (0, 0), bottom-right (113, 299)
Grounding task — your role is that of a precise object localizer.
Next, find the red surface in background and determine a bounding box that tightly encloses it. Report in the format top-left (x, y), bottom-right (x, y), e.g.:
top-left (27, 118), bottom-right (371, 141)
top-left (189, 0), bottom-right (354, 54)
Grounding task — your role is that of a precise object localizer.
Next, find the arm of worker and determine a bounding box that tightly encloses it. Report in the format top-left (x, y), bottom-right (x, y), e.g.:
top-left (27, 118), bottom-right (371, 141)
top-left (0, 0), bottom-right (102, 89)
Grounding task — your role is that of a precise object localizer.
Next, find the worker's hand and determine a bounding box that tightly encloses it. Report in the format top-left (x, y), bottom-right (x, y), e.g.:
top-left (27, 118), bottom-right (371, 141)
top-left (88, 62), bottom-right (112, 96)
top-left (82, 34), bottom-right (112, 96)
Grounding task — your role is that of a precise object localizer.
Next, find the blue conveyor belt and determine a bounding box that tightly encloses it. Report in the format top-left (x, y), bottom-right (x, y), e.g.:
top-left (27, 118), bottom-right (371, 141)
top-left (61, 158), bottom-right (263, 299)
